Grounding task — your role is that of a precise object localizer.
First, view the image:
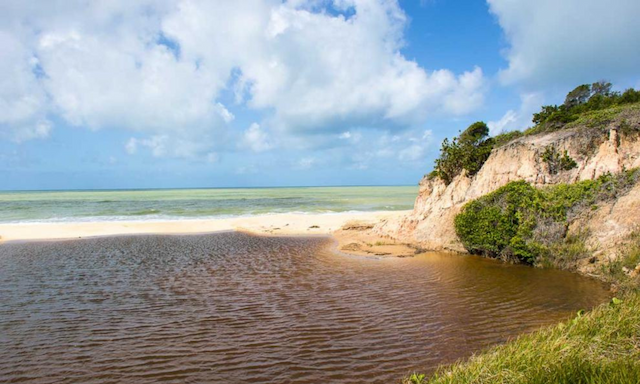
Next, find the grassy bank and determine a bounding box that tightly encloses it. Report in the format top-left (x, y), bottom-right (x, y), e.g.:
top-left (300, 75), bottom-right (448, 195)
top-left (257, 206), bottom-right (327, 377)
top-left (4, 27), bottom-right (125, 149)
top-left (404, 174), bottom-right (640, 383)
top-left (403, 174), bottom-right (640, 383)
top-left (404, 292), bottom-right (640, 384)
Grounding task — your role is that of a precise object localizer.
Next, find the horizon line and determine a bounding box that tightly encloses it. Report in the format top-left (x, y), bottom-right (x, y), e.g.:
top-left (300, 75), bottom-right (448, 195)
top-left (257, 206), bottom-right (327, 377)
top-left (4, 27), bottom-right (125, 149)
top-left (0, 183), bottom-right (419, 193)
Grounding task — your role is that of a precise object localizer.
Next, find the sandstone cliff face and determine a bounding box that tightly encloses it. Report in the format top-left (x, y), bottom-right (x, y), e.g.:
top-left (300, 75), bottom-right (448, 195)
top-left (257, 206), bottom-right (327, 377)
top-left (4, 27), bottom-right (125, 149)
top-left (375, 127), bottom-right (640, 254)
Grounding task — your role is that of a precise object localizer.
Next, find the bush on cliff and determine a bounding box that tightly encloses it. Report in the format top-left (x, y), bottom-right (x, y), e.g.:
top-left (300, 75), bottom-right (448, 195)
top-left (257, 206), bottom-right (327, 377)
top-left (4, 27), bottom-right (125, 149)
top-left (428, 122), bottom-right (494, 185)
top-left (427, 83), bottom-right (640, 185)
top-left (527, 81), bottom-right (640, 136)
top-left (541, 146), bottom-right (578, 174)
top-left (454, 169), bottom-right (640, 265)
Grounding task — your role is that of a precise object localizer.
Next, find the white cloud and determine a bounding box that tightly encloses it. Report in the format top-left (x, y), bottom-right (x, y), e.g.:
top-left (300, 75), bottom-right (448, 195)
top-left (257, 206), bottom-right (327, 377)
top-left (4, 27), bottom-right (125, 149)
top-left (125, 138), bottom-right (138, 154)
top-left (397, 129), bottom-right (433, 162)
top-left (10, 120), bottom-right (52, 143)
top-left (488, 110), bottom-right (518, 136)
top-left (398, 144), bottom-right (424, 161)
top-left (0, 31), bottom-right (51, 142)
top-left (1, 0), bottom-right (486, 155)
top-left (242, 5), bottom-right (486, 133)
top-left (242, 123), bottom-right (273, 152)
top-left (343, 128), bottom-right (434, 169)
top-left (489, 0), bottom-right (640, 86)
top-left (488, 93), bottom-right (543, 135)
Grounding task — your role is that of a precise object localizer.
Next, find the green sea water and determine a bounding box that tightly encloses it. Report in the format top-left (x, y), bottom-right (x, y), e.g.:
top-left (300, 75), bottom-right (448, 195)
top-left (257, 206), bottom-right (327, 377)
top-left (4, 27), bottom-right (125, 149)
top-left (0, 186), bottom-right (417, 223)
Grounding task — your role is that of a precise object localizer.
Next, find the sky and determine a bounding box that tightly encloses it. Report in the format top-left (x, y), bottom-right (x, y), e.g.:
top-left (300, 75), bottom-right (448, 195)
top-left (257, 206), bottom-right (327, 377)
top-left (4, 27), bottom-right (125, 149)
top-left (1, 0), bottom-right (639, 190)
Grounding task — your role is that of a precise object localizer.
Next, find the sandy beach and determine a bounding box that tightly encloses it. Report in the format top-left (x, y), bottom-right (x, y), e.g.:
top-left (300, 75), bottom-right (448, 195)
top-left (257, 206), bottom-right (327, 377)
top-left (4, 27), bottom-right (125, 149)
top-left (0, 211), bottom-right (416, 256)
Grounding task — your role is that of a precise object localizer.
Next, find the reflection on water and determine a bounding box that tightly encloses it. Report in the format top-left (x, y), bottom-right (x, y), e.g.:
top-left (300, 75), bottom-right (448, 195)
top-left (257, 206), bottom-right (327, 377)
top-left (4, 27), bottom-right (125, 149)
top-left (0, 232), bottom-right (609, 383)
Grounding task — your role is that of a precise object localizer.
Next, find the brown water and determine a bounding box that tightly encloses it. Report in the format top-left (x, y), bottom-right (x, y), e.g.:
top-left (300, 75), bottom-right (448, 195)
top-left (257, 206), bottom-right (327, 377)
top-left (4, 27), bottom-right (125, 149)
top-left (0, 233), bottom-right (609, 384)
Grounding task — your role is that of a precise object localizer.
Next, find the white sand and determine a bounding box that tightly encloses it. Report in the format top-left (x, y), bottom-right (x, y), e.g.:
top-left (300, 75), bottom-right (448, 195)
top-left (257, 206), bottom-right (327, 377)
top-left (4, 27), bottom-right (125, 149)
top-left (0, 211), bottom-right (408, 243)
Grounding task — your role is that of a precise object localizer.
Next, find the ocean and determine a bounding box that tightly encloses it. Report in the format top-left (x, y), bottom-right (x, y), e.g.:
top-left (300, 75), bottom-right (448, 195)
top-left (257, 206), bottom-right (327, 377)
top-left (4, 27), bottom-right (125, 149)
top-left (0, 186), bottom-right (418, 223)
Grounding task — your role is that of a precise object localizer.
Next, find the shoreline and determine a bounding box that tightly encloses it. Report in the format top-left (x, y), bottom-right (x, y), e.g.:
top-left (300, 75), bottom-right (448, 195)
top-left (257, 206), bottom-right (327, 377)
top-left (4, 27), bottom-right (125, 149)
top-left (0, 210), bottom-right (418, 257)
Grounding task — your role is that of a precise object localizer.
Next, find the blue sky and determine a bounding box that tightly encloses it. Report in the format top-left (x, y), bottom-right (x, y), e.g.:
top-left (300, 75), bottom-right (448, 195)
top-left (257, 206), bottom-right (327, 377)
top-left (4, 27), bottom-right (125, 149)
top-left (1, 0), bottom-right (639, 190)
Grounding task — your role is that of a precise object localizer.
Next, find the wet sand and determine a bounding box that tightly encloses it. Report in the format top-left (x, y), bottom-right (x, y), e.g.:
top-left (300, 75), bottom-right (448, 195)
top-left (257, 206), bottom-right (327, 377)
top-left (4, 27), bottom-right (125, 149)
top-left (0, 211), bottom-right (411, 254)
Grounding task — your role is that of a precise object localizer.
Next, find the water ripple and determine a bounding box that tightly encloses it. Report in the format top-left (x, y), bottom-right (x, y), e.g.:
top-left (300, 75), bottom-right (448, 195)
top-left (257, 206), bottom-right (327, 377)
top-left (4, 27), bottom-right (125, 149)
top-left (0, 232), bottom-right (609, 383)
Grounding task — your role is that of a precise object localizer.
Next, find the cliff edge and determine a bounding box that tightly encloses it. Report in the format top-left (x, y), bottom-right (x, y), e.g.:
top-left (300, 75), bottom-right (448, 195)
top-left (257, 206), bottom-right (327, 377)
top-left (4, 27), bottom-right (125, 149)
top-left (375, 121), bottom-right (640, 263)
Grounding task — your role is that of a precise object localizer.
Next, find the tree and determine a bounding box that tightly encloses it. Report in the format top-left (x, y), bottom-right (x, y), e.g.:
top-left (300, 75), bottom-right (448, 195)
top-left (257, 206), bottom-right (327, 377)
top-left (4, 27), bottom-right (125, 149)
top-left (430, 122), bottom-right (493, 184)
top-left (459, 122), bottom-right (493, 176)
top-left (532, 105), bottom-right (559, 125)
top-left (458, 121), bottom-right (490, 146)
top-left (591, 80), bottom-right (612, 97)
top-left (619, 88), bottom-right (640, 104)
top-left (432, 138), bottom-right (462, 185)
top-left (564, 84), bottom-right (591, 108)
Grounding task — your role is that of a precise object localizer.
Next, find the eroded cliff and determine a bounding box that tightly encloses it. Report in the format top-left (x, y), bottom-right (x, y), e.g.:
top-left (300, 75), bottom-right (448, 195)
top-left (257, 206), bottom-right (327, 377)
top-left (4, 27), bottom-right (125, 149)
top-left (375, 126), bottom-right (640, 261)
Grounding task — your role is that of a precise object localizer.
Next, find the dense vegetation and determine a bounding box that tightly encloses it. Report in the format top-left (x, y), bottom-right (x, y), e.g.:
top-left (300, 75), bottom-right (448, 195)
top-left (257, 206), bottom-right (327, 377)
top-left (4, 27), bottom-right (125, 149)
top-left (454, 169), bottom-right (640, 266)
top-left (404, 292), bottom-right (640, 384)
top-left (527, 81), bottom-right (640, 136)
top-left (428, 122), bottom-right (494, 184)
top-left (428, 82), bottom-right (640, 184)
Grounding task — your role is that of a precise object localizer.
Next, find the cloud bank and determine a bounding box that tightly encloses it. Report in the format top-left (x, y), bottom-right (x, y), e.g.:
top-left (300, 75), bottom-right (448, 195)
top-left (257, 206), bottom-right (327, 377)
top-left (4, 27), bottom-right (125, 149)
top-left (489, 0), bottom-right (640, 87)
top-left (0, 0), bottom-right (485, 158)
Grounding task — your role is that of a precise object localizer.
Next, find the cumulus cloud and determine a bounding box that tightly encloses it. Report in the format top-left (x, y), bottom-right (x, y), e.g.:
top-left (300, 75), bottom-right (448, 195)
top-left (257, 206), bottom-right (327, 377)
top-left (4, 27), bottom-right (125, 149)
top-left (0, 32), bottom-right (51, 142)
top-left (347, 128), bottom-right (433, 169)
top-left (1, 0), bottom-right (486, 156)
top-left (242, 123), bottom-right (273, 152)
top-left (238, 3), bottom-right (487, 133)
top-left (489, 0), bottom-right (640, 86)
top-left (488, 93), bottom-right (543, 135)
top-left (397, 129), bottom-right (433, 162)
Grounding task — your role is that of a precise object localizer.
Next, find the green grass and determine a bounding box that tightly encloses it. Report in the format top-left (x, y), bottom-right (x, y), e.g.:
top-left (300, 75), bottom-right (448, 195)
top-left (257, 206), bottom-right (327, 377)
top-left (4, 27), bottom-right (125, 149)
top-left (403, 293), bottom-right (640, 384)
top-left (502, 102), bottom-right (640, 149)
top-left (564, 103), bottom-right (640, 132)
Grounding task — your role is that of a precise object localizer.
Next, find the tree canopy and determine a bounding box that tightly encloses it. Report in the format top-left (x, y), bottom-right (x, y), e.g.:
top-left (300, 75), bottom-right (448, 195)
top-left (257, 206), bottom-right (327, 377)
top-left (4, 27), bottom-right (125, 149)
top-left (429, 121), bottom-right (493, 185)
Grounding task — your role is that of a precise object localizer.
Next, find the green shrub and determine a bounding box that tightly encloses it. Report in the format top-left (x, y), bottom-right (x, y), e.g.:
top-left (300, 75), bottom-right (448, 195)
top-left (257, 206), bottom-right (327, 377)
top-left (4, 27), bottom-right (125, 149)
top-left (527, 82), bottom-right (640, 135)
top-left (430, 122), bottom-right (493, 184)
top-left (454, 181), bottom-right (539, 263)
top-left (454, 169), bottom-right (640, 265)
top-left (536, 231), bottom-right (591, 270)
top-left (492, 130), bottom-right (523, 147)
top-left (541, 146), bottom-right (578, 174)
